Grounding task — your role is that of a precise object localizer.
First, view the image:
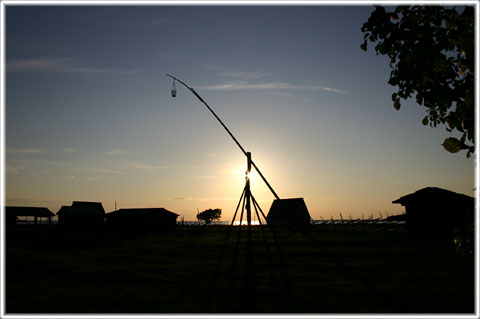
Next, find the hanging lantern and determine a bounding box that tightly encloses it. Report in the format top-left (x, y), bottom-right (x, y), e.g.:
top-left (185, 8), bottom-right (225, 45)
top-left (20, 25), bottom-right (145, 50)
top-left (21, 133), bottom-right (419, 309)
top-left (171, 80), bottom-right (177, 97)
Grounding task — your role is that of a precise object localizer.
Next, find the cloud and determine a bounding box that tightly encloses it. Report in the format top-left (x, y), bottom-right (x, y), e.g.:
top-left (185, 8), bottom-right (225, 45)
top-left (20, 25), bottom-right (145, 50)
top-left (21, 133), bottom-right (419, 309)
top-left (219, 70), bottom-right (271, 79)
top-left (96, 168), bottom-right (127, 175)
top-left (202, 65), bottom-right (270, 80)
top-left (7, 148), bottom-right (47, 154)
top-left (6, 57), bottom-right (141, 74)
top-left (197, 81), bottom-right (348, 94)
top-left (6, 165), bottom-right (35, 175)
top-left (105, 149), bottom-right (132, 156)
top-left (320, 86), bottom-right (349, 94)
top-left (62, 148), bottom-right (79, 153)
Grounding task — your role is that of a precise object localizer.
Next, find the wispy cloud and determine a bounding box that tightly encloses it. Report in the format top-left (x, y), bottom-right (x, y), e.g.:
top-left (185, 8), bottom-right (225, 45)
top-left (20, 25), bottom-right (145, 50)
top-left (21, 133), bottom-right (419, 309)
top-left (202, 65), bottom-right (270, 80)
top-left (197, 81), bottom-right (348, 94)
top-left (219, 70), bottom-right (271, 79)
top-left (105, 149), bottom-right (133, 156)
top-left (320, 87), bottom-right (349, 94)
top-left (62, 148), bottom-right (79, 153)
top-left (6, 57), bottom-right (141, 74)
top-left (6, 165), bottom-right (35, 175)
top-left (96, 168), bottom-right (127, 175)
top-left (7, 148), bottom-right (47, 154)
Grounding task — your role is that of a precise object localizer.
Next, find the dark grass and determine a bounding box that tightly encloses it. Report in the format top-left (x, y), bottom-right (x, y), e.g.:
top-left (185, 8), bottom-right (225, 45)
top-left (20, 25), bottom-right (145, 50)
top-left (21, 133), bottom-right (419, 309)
top-left (5, 224), bottom-right (475, 314)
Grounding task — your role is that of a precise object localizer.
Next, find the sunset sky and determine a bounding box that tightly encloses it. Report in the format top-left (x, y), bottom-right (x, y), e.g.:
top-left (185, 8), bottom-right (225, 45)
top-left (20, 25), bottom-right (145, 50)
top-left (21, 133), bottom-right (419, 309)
top-left (3, 4), bottom-right (475, 221)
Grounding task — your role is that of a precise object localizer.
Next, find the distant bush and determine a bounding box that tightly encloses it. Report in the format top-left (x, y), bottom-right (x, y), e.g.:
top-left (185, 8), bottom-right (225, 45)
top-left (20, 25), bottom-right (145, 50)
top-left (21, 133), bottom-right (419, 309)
top-left (453, 222), bottom-right (474, 258)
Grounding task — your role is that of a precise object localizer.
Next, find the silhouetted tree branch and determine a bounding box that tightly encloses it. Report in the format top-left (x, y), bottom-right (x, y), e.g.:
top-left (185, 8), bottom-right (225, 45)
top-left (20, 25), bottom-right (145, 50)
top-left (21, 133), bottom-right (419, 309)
top-left (361, 5), bottom-right (474, 157)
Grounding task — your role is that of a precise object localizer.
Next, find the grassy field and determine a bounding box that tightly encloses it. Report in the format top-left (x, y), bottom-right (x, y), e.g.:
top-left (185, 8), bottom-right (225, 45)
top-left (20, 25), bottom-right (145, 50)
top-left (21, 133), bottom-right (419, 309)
top-left (5, 224), bottom-right (475, 314)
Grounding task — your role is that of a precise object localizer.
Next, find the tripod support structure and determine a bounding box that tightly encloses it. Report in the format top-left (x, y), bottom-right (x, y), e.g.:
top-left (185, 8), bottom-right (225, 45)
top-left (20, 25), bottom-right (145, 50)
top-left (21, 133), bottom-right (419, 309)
top-left (228, 152), bottom-right (269, 230)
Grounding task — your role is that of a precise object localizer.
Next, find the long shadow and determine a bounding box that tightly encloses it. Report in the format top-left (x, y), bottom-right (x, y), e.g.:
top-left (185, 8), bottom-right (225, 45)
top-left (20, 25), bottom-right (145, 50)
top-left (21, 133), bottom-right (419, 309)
top-left (205, 191), bottom-right (293, 313)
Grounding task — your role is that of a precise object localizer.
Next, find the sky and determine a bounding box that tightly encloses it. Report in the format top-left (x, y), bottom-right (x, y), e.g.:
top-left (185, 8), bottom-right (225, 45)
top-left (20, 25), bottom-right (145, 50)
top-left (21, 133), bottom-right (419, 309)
top-left (3, 4), bottom-right (475, 221)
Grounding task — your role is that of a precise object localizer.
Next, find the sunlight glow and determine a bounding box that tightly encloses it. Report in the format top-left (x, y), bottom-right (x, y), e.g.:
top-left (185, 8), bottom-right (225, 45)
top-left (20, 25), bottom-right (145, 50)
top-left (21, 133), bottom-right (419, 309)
top-left (233, 220), bottom-right (261, 226)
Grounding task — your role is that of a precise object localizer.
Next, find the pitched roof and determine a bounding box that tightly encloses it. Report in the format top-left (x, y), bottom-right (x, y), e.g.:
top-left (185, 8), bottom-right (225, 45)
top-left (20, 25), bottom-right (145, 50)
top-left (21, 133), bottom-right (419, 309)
top-left (71, 201), bottom-right (105, 214)
top-left (6, 206), bottom-right (54, 217)
top-left (107, 208), bottom-right (179, 217)
top-left (392, 187), bottom-right (474, 205)
top-left (57, 206), bottom-right (103, 216)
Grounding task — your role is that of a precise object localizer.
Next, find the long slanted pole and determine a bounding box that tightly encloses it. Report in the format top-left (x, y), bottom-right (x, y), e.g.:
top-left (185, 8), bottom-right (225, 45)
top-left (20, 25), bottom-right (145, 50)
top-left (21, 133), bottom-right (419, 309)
top-left (166, 74), bottom-right (280, 201)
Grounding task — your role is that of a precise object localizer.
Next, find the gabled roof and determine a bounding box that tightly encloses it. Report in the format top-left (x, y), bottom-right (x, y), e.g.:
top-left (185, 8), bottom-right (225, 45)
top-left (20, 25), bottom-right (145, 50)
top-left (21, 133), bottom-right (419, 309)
top-left (107, 208), bottom-right (179, 217)
top-left (392, 187), bottom-right (474, 206)
top-left (6, 206), bottom-right (54, 217)
top-left (71, 201), bottom-right (105, 214)
top-left (57, 206), bottom-right (103, 216)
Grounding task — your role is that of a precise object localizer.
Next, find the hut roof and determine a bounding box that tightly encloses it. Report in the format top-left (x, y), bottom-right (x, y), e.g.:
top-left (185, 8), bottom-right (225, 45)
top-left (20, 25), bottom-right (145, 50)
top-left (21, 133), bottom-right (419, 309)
top-left (6, 206), bottom-right (54, 217)
top-left (107, 208), bottom-right (179, 217)
top-left (57, 206), bottom-right (102, 216)
top-left (71, 201), bottom-right (105, 215)
top-left (392, 187), bottom-right (474, 206)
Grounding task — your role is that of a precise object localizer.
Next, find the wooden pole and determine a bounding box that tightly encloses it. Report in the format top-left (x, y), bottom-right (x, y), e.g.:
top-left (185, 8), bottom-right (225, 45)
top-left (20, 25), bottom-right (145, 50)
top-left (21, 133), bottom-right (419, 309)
top-left (246, 152), bottom-right (252, 228)
top-left (166, 74), bottom-right (281, 200)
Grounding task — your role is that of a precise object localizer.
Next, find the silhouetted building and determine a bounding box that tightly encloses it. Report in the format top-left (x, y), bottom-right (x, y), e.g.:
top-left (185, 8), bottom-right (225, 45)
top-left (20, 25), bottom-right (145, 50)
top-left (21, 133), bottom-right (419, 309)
top-left (72, 201), bottom-right (106, 215)
top-left (392, 187), bottom-right (474, 237)
top-left (56, 201), bottom-right (105, 228)
top-left (6, 206), bottom-right (54, 228)
top-left (106, 208), bottom-right (179, 232)
top-left (266, 198), bottom-right (311, 231)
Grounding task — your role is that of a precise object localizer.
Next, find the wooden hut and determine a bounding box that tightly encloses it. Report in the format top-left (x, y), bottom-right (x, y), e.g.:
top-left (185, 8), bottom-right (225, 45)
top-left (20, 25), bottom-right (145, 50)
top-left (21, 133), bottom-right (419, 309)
top-left (106, 208), bottom-right (179, 232)
top-left (266, 198), bottom-right (311, 231)
top-left (6, 206), bottom-right (54, 228)
top-left (56, 201), bottom-right (105, 228)
top-left (392, 187), bottom-right (474, 236)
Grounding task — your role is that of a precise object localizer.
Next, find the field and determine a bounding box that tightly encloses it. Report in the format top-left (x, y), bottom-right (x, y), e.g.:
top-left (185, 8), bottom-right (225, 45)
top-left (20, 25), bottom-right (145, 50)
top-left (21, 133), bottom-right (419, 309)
top-left (5, 224), bottom-right (475, 314)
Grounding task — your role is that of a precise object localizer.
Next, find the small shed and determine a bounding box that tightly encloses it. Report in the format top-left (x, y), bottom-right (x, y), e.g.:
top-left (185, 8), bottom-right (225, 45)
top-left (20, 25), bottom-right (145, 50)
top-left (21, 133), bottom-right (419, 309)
top-left (392, 187), bottom-right (474, 236)
top-left (106, 208), bottom-right (179, 232)
top-left (266, 198), bottom-right (311, 231)
top-left (57, 201), bottom-right (106, 228)
top-left (6, 206), bottom-right (54, 228)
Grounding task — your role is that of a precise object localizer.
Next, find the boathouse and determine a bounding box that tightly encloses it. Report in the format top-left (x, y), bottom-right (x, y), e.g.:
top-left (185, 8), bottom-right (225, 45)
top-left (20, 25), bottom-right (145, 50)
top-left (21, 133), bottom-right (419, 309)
top-left (56, 201), bottom-right (105, 228)
top-left (106, 208), bottom-right (179, 232)
top-left (392, 187), bottom-right (474, 236)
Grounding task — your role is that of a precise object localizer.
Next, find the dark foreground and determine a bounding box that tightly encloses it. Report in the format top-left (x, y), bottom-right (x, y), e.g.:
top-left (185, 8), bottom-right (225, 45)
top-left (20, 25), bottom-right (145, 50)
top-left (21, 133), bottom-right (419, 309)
top-left (5, 224), bottom-right (475, 314)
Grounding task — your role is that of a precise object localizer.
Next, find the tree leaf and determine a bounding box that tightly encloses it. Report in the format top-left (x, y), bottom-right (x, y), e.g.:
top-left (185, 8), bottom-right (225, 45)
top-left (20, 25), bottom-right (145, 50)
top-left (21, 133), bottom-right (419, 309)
top-left (360, 41), bottom-right (368, 51)
top-left (442, 137), bottom-right (464, 153)
top-left (361, 5), bottom-right (474, 157)
top-left (393, 99), bottom-right (401, 110)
